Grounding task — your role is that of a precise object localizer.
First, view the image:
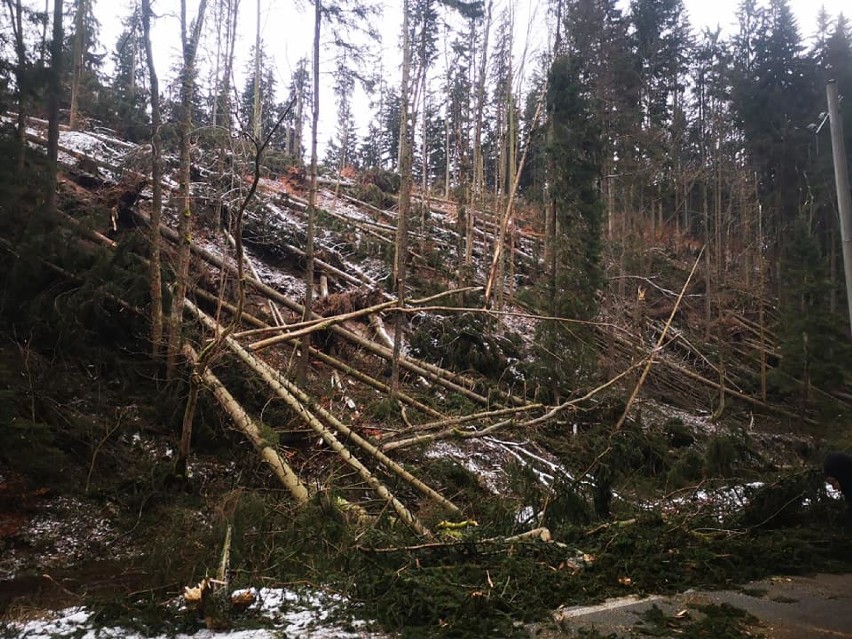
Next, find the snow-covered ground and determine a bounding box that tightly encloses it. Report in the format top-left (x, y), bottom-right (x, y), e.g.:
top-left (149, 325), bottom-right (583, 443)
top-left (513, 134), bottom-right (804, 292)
top-left (9, 587), bottom-right (383, 638)
top-left (0, 496), bottom-right (121, 580)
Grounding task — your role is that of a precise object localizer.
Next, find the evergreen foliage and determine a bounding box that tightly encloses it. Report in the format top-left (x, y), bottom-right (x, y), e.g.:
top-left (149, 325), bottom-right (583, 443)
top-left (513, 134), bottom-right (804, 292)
top-left (528, 55), bottom-right (603, 400)
top-left (106, 5), bottom-right (149, 141)
top-left (409, 311), bottom-right (524, 382)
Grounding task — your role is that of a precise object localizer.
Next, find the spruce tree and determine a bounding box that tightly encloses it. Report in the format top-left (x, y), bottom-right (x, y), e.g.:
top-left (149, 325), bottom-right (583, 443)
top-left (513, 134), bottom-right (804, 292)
top-left (532, 56), bottom-right (603, 401)
top-left (110, 5), bottom-right (149, 141)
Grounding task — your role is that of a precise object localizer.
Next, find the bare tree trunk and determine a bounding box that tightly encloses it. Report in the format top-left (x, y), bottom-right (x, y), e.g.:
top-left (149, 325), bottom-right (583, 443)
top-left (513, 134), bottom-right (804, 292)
top-left (252, 0), bottom-right (261, 138)
top-left (757, 185), bottom-right (767, 401)
top-left (142, 0), bottom-right (164, 358)
top-left (40, 0), bottom-right (49, 63)
top-left (294, 59), bottom-right (305, 160)
top-left (68, 0), bottom-right (86, 129)
top-left (46, 0), bottom-right (63, 213)
top-left (3, 0), bottom-right (28, 172)
top-left (210, 0), bottom-right (239, 129)
top-left (484, 92), bottom-right (543, 307)
top-left (444, 110), bottom-right (450, 199)
top-left (166, 0), bottom-right (209, 377)
top-left (300, 0), bottom-right (321, 383)
top-left (185, 299), bottom-right (430, 535)
top-left (177, 96), bottom-right (289, 476)
top-left (391, 0), bottom-right (412, 395)
top-left (467, 1), bottom-right (492, 277)
top-left (221, 0), bottom-right (240, 129)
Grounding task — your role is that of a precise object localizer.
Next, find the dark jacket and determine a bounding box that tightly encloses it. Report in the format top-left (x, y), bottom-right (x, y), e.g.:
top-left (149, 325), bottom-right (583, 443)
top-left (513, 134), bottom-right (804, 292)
top-left (824, 452), bottom-right (852, 501)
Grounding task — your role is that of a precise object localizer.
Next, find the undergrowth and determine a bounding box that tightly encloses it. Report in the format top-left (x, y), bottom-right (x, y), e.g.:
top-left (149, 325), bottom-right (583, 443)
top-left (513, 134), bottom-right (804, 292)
top-left (80, 474), bottom-right (852, 638)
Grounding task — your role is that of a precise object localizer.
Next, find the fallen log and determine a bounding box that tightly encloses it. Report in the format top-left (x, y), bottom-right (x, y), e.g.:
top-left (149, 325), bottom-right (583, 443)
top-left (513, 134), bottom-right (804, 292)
top-left (186, 301), bottom-right (458, 514)
top-left (184, 298), bottom-right (431, 536)
top-left (183, 343), bottom-right (310, 505)
top-left (134, 209), bottom-right (525, 408)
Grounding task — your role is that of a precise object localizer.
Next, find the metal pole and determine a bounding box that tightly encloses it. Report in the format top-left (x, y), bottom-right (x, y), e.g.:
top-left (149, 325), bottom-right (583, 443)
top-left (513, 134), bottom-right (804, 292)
top-left (827, 80), bottom-right (852, 337)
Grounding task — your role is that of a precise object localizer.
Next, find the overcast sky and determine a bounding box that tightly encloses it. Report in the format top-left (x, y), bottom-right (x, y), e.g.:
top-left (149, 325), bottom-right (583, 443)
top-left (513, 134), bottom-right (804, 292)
top-left (86, 0), bottom-right (849, 146)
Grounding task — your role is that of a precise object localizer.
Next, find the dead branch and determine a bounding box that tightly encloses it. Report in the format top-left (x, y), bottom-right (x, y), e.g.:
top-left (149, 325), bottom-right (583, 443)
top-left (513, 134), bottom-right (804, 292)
top-left (613, 249), bottom-right (705, 432)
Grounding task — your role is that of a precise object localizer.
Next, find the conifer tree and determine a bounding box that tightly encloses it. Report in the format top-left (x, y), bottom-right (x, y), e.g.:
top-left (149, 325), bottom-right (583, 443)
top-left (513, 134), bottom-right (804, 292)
top-left (3, 0), bottom-right (30, 172)
top-left (110, 4), bottom-right (149, 141)
top-left (67, 0), bottom-right (103, 129)
top-left (533, 55), bottom-right (603, 401)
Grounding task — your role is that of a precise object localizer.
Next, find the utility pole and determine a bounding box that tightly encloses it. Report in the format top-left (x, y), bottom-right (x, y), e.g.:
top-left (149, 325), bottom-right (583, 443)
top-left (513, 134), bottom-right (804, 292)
top-left (827, 80), bottom-right (852, 337)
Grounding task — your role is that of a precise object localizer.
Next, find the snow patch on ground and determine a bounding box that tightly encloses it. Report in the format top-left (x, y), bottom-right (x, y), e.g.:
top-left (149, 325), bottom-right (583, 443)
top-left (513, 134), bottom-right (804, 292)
top-left (0, 497), bottom-right (118, 580)
top-left (425, 440), bottom-right (507, 494)
top-left (640, 400), bottom-right (720, 434)
top-left (662, 481), bottom-right (765, 521)
top-left (424, 437), bottom-right (569, 495)
top-left (10, 588), bottom-right (382, 638)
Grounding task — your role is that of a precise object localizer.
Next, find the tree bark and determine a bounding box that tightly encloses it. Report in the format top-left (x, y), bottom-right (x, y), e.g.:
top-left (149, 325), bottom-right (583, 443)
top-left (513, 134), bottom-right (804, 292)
top-left (469, 1), bottom-right (492, 277)
top-left (184, 299), bottom-right (431, 536)
top-left (483, 91), bottom-right (543, 307)
top-left (252, 0), bottom-right (261, 138)
top-left (300, 0), bottom-right (321, 383)
top-left (68, 0), bottom-right (86, 129)
top-left (166, 0), bottom-right (209, 377)
top-left (183, 344), bottom-right (310, 504)
top-left (46, 0), bottom-right (63, 213)
top-left (391, 0), bottom-right (412, 396)
top-left (3, 0), bottom-right (28, 172)
top-left (141, 0), bottom-right (164, 358)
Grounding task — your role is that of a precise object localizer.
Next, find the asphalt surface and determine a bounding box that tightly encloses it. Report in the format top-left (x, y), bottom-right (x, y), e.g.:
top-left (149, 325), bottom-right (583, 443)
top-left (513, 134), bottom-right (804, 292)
top-left (544, 573), bottom-right (852, 638)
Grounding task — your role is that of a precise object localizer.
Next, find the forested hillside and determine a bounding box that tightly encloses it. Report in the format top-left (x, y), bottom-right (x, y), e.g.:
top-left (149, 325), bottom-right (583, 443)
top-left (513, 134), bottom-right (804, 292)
top-left (1, 0), bottom-right (851, 637)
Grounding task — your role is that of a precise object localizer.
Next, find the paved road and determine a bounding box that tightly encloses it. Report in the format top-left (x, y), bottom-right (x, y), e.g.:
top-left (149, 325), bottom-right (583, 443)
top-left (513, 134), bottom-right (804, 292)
top-left (540, 573), bottom-right (852, 638)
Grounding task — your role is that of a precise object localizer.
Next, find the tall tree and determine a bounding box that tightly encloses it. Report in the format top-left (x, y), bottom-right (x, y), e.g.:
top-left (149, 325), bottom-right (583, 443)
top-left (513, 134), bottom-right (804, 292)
top-left (324, 59), bottom-right (357, 171)
top-left (733, 0), bottom-right (813, 234)
top-left (2, 0), bottom-right (29, 172)
top-left (166, 0), bottom-right (209, 377)
top-left (300, 0), bottom-right (379, 382)
top-left (142, 0), bottom-right (164, 359)
top-left (111, 3), bottom-right (149, 141)
top-left (252, 0), bottom-right (261, 138)
top-left (629, 0), bottom-right (692, 231)
top-left (67, 0), bottom-right (102, 129)
top-left (46, 0), bottom-right (62, 213)
top-left (239, 44), bottom-right (279, 139)
top-left (561, 0), bottom-right (636, 240)
top-left (391, 0), bottom-right (413, 395)
top-left (68, 0), bottom-right (87, 128)
top-left (535, 55), bottom-right (603, 400)
top-left (465, 0), bottom-right (490, 280)
top-left (285, 57), bottom-right (310, 160)
top-left (209, 0), bottom-right (241, 129)
top-left (300, 0), bottom-right (322, 383)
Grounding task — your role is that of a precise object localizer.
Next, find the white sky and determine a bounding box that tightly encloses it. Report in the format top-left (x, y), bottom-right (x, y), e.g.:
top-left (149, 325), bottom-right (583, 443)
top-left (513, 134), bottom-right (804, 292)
top-left (62, 0), bottom-right (852, 145)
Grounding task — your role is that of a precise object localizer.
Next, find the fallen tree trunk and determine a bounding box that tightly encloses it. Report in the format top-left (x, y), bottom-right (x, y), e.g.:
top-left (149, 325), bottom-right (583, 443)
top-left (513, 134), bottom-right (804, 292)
top-left (258, 354), bottom-right (461, 515)
top-left (195, 287), bottom-right (444, 419)
top-left (186, 300), bottom-right (459, 514)
top-left (184, 343), bottom-right (310, 504)
top-left (137, 210), bottom-right (496, 404)
top-left (184, 298), bottom-right (431, 536)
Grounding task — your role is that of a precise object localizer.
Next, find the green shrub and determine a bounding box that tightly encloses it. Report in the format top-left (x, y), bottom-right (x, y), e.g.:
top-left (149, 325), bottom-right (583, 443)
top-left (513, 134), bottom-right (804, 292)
top-left (664, 418), bottom-right (695, 448)
top-left (409, 312), bottom-right (523, 382)
top-left (667, 449), bottom-right (705, 488)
